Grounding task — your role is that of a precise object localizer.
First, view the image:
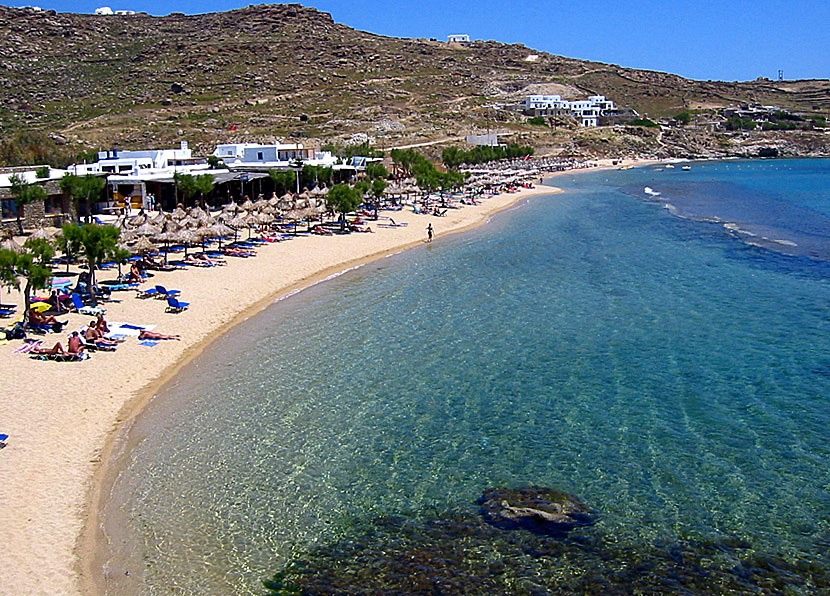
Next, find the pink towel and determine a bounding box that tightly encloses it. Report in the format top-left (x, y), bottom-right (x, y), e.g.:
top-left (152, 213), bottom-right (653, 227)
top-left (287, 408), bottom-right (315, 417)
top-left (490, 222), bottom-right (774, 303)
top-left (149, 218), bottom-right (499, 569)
top-left (13, 340), bottom-right (43, 354)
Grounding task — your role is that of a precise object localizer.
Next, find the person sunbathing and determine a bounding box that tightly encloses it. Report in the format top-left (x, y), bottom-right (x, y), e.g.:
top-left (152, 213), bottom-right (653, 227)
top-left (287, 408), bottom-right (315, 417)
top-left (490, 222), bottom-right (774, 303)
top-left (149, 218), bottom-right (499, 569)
top-left (85, 320), bottom-right (119, 348)
top-left (32, 341), bottom-right (67, 355)
top-left (33, 332), bottom-right (85, 356)
top-left (28, 308), bottom-right (65, 327)
top-left (139, 330), bottom-right (181, 341)
top-left (95, 313), bottom-right (110, 334)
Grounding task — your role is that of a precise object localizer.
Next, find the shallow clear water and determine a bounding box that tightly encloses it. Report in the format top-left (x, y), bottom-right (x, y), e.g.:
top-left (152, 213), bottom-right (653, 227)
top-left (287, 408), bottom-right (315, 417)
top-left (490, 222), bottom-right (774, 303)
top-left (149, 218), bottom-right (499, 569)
top-left (105, 159), bottom-right (830, 595)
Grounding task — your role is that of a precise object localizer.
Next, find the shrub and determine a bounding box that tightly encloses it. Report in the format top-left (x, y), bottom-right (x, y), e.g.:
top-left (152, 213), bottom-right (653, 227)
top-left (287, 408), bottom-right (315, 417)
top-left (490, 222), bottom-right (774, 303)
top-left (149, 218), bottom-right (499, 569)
top-left (630, 118), bottom-right (659, 128)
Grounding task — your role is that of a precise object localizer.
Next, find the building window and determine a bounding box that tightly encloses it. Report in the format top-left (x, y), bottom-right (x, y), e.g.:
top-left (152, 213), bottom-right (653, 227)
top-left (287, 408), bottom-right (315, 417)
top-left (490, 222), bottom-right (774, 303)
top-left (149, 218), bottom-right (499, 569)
top-left (44, 196), bottom-right (63, 215)
top-left (1, 199), bottom-right (18, 220)
top-left (257, 152), bottom-right (264, 160)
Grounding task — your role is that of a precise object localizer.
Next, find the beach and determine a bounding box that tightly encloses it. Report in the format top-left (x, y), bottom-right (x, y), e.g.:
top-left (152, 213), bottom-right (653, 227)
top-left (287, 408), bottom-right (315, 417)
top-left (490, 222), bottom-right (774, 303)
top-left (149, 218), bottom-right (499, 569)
top-left (0, 181), bottom-right (559, 596)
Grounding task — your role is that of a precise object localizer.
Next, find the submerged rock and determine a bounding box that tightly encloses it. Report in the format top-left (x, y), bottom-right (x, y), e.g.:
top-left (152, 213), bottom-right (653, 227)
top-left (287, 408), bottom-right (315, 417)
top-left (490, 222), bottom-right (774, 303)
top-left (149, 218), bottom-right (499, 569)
top-left (478, 486), bottom-right (595, 535)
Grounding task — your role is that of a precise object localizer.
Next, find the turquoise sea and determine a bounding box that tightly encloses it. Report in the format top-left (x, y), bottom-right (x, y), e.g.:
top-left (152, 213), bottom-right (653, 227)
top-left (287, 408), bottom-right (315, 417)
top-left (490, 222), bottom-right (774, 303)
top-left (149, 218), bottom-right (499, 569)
top-left (103, 159), bottom-right (830, 595)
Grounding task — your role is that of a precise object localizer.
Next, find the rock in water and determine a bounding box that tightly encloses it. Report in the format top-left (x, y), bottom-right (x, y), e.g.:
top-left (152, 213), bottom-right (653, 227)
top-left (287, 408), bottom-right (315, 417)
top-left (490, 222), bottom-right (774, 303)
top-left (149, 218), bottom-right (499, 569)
top-left (478, 486), bottom-right (595, 535)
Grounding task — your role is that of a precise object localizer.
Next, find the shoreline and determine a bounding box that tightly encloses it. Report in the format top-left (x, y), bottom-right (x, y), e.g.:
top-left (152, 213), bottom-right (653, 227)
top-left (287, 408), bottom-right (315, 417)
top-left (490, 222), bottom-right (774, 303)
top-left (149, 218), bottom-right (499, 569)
top-left (77, 185), bottom-right (551, 594)
top-left (0, 160), bottom-right (645, 596)
top-left (81, 184), bottom-right (554, 595)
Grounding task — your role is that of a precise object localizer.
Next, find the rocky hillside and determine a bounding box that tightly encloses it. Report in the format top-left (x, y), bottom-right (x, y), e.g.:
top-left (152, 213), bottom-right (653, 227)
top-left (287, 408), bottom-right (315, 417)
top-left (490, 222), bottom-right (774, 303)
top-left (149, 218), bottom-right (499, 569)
top-left (0, 3), bottom-right (828, 159)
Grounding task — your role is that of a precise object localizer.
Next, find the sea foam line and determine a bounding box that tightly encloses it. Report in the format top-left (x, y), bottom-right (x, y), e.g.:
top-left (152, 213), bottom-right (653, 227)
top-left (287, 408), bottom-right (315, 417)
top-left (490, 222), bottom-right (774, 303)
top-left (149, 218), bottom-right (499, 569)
top-left (274, 263), bottom-right (366, 303)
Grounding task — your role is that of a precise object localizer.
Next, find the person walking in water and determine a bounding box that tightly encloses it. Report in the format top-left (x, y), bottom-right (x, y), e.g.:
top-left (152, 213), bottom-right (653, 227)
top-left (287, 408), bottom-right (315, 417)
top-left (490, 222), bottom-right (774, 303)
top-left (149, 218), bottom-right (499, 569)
top-left (426, 223), bottom-right (434, 242)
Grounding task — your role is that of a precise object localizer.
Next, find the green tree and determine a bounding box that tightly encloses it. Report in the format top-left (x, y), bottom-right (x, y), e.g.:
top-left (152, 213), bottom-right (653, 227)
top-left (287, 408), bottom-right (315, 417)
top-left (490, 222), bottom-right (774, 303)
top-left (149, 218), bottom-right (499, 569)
top-left (112, 246), bottom-right (132, 280)
top-left (527, 116), bottom-right (548, 126)
top-left (174, 172), bottom-right (196, 205)
top-left (56, 223), bottom-right (83, 273)
top-left (35, 166), bottom-right (50, 179)
top-left (302, 165), bottom-right (333, 187)
top-left (207, 155), bottom-right (224, 169)
top-left (0, 248), bottom-right (18, 306)
top-left (442, 146), bottom-right (465, 169)
top-left (60, 174), bottom-right (106, 223)
top-left (8, 174), bottom-right (47, 235)
top-left (73, 224), bottom-right (120, 288)
top-left (269, 169), bottom-right (296, 195)
top-left (674, 110), bottom-right (692, 125)
top-left (192, 174), bottom-right (215, 203)
top-left (18, 237), bottom-right (55, 320)
top-left (365, 162), bottom-right (389, 180)
top-left (326, 184), bottom-right (362, 231)
top-left (369, 178), bottom-right (387, 219)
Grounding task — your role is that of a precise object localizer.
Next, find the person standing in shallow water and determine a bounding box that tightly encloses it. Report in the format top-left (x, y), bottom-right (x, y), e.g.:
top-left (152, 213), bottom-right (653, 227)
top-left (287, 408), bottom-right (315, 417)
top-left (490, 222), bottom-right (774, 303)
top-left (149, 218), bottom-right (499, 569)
top-left (426, 223), bottom-right (434, 242)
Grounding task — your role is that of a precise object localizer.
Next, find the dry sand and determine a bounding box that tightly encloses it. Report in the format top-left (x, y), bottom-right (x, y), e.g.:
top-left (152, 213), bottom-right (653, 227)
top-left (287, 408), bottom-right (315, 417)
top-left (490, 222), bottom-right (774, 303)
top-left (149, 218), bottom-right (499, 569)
top-left (0, 183), bottom-right (559, 596)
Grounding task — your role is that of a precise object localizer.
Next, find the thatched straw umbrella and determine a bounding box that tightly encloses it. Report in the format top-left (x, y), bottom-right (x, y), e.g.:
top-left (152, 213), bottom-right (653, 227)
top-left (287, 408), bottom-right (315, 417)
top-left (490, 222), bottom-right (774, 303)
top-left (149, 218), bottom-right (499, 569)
top-left (204, 222), bottom-right (235, 249)
top-left (29, 227), bottom-right (56, 242)
top-left (133, 221), bottom-right (161, 237)
top-left (1, 237), bottom-right (25, 253)
top-left (131, 236), bottom-right (157, 255)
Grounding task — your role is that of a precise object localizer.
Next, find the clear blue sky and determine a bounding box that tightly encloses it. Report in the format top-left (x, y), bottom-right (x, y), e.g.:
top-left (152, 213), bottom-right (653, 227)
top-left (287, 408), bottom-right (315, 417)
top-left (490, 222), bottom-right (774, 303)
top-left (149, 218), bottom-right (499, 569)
top-left (14, 0), bottom-right (829, 81)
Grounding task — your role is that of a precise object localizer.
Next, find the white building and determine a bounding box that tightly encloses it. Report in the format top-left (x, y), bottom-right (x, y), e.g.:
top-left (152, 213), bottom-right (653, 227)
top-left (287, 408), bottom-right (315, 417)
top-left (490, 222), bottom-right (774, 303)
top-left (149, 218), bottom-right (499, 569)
top-left (524, 94), bottom-right (617, 127)
top-left (94, 6), bottom-right (113, 14)
top-left (447, 34), bottom-right (470, 43)
top-left (68, 142), bottom-right (227, 210)
top-left (213, 143), bottom-right (339, 170)
top-left (69, 142), bottom-right (210, 177)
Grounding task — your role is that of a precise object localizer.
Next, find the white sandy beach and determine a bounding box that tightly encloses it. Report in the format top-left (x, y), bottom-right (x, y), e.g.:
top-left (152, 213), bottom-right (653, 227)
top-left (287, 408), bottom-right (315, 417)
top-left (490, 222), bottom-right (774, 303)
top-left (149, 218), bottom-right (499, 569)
top-left (0, 181), bottom-right (561, 596)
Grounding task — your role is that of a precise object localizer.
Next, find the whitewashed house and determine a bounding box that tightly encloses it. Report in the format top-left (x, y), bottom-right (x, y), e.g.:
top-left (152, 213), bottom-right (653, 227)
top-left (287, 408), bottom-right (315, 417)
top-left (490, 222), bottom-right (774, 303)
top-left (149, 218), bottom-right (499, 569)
top-left (524, 94), bottom-right (617, 127)
top-left (213, 143), bottom-right (339, 170)
top-left (447, 34), bottom-right (470, 43)
top-left (68, 142), bottom-right (230, 210)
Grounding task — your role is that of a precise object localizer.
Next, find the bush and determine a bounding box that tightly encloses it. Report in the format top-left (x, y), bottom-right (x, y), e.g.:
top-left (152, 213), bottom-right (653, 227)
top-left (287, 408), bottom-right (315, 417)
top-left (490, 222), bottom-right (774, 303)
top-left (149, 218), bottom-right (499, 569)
top-left (724, 116), bottom-right (756, 131)
top-left (630, 118), bottom-right (659, 128)
top-left (440, 144), bottom-right (535, 168)
top-left (527, 116), bottom-right (548, 126)
top-left (35, 166), bottom-right (50, 178)
top-left (674, 111), bottom-right (692, 125)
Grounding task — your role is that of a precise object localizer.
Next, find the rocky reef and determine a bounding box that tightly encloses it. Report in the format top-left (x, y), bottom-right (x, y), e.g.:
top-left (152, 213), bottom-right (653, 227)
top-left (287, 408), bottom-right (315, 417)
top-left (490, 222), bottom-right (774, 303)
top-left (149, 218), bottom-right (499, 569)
top-left (264, 486), bottom-right (829, 595)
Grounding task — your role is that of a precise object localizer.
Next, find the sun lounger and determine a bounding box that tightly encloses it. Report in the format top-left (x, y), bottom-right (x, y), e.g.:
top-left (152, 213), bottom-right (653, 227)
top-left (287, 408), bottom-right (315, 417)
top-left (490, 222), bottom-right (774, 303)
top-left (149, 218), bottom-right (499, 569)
top-left (30, 351), bottom-right (88, 362)
top-left (136, 287), bottom-right (158, 299)
top-left (70, 293), bottom-right (106, 316)
top-left (165, 296), bottom-right (189, 313)
top-left (154, 285), bottom-right (181, 299)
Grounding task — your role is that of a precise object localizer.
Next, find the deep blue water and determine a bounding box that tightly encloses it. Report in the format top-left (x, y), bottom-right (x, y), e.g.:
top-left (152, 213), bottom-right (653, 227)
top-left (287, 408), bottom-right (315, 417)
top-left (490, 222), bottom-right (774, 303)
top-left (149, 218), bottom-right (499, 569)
top-left (103, 159), bottom-right (830, 595)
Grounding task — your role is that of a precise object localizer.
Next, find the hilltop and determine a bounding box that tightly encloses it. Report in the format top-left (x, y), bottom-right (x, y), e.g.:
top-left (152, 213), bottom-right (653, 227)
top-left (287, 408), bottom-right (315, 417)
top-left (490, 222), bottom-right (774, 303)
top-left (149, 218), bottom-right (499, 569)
top-left (1, 3), bottom-right (828, 161)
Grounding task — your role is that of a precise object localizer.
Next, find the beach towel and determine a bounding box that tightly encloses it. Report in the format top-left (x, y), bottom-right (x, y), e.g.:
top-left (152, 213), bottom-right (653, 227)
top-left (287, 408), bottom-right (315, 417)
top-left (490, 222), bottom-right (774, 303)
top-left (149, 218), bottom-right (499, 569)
top-left (105, 323), bottom-right (156, 338)
top-left (139, 340), bottom-right (159, 347)
top-left (13, 340), bottom-right (43, 354)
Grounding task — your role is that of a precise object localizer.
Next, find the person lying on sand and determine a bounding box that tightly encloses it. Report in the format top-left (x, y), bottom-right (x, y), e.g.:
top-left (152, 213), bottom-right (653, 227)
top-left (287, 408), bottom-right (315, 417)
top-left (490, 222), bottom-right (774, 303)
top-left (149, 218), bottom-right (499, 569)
top-left (28, 308), bottom-right (66, 327)
top-left (33, 331), bottom-right (85, 355)
top-left (85, 320), bottom-right (119, 348)
top-left (139, 330), bottom-right (181, 341)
